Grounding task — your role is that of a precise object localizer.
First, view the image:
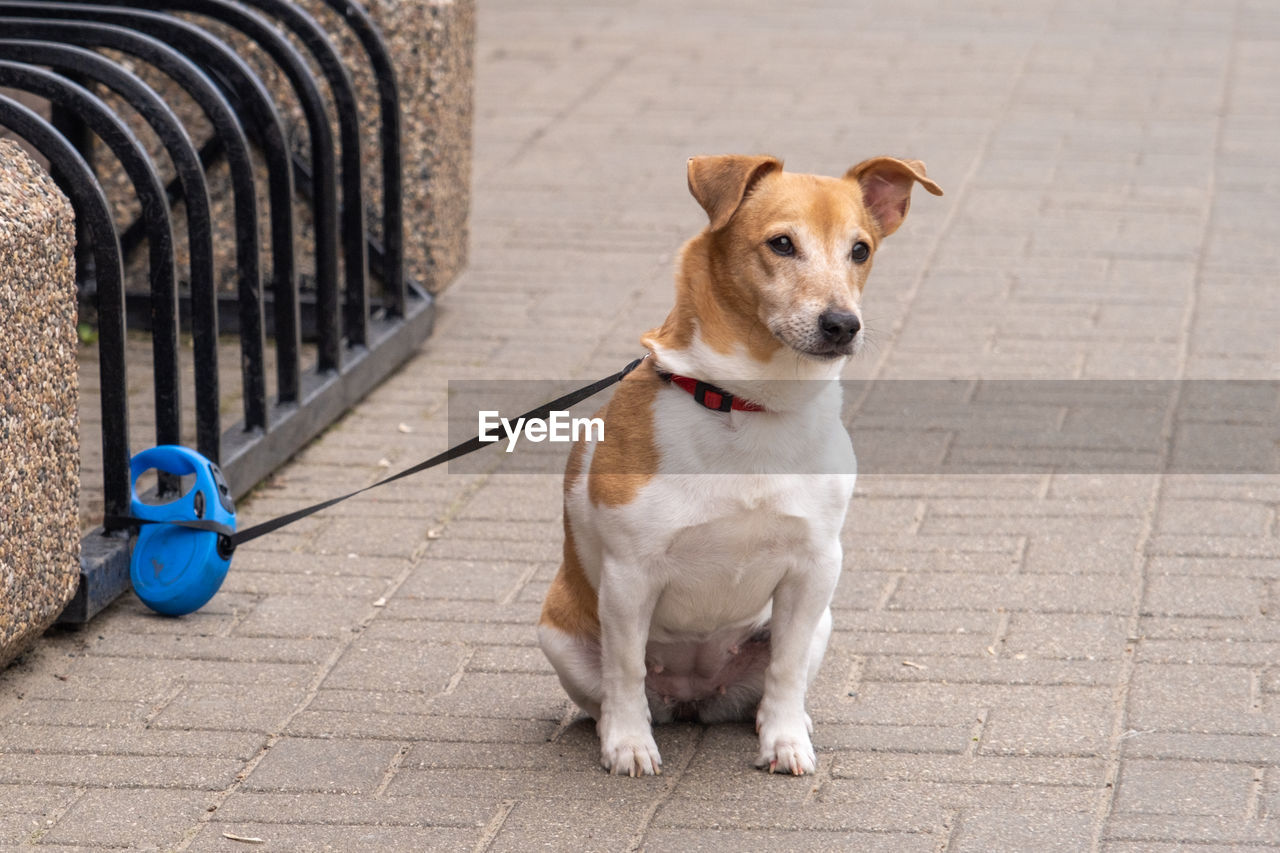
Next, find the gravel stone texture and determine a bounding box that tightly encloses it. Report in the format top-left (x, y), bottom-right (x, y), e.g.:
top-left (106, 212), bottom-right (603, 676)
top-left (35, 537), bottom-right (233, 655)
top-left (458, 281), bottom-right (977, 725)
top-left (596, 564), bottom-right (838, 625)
top-left (0, 139), bottom-right (79, 668)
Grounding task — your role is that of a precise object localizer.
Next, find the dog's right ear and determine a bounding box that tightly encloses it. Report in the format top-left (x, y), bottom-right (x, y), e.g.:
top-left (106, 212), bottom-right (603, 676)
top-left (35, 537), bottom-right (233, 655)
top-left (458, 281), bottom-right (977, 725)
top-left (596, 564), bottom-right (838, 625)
top-left (845, 157), bottom-right (943, 239)
top-left (687, 155), bottom-right (783, 231)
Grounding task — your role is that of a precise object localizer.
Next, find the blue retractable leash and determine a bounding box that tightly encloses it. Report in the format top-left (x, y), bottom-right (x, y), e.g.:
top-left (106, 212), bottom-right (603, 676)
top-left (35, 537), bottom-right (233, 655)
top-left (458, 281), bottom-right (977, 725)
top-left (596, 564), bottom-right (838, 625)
top-left (109, 357), bottom-right (646, 616)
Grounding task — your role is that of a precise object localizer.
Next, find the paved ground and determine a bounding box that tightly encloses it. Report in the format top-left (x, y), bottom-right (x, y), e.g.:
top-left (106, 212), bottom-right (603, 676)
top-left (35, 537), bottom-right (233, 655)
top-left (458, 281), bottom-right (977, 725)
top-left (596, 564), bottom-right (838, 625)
top-left (4, 0), bottom-right (1280, 849)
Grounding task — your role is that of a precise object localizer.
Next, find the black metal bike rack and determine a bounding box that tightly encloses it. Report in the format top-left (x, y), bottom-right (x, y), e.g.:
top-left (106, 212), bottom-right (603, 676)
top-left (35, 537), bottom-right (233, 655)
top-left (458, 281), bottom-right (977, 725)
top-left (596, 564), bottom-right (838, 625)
top-left (0, 0), bottom-right (436, 623)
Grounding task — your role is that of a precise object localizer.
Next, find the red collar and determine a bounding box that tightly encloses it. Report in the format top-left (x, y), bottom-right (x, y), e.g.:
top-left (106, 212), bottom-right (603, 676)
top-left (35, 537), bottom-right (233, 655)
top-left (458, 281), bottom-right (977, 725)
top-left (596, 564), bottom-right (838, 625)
top-left (654, 368), bottom-right (766, 413)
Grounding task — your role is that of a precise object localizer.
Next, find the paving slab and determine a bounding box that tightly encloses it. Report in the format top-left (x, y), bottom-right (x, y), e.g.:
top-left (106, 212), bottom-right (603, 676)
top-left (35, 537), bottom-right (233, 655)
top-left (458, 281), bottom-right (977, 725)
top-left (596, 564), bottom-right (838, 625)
top-left (38, 789), bottom-right (215, 849)
top-left (240, 737), bottom-right (404, 795)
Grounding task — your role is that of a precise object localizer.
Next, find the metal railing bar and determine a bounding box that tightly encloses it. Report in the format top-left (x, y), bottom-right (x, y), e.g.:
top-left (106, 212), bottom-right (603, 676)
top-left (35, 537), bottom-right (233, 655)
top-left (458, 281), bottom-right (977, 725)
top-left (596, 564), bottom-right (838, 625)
top-left (287, 151), bottom-right (430, 308)
top-left (0, 4), bottom-right (286, 430)
top-left (0, 14), bottom-right (276, 451)
top-left (45, 74), bottom-right (94, 295)
top-left (316, 0), bottom-right (405, 314)
top-left (164, 0), bottom-right (341, 368)
top-left (116, 133), bottom-right (220, 258)
top-left (119, 139), bottom-right (425, 339)
top-left (221, 0), bottom-right (369, 349)
top-left (0, 61), bottom-right (181, 456)
top-left (0, 94), bottom-right (130, 521)
top-left (79, 0), bottom-right (341, 381)
top-left (112, 0), bottom-right (405, 328)
top-left (366, 232), bottom-right (428, 302)
top-left (0, 38), bottom-right (219, 460)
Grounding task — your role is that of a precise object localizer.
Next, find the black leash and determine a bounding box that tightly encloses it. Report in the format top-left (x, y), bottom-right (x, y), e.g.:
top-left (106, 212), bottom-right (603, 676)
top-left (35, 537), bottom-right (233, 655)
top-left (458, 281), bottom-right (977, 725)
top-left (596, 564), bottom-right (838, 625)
top-left (108, 356), bottom-right (647, 553)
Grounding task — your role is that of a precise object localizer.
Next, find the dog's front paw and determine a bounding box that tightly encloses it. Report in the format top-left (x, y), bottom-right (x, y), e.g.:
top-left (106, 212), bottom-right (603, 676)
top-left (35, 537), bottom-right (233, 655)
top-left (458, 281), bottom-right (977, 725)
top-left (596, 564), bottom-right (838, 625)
top-left (755, 708), bottom-right (817, 775)
top-left (755, 728), bottom-right (816, 775)
top-left (600, 730), bottom-right (662, 777)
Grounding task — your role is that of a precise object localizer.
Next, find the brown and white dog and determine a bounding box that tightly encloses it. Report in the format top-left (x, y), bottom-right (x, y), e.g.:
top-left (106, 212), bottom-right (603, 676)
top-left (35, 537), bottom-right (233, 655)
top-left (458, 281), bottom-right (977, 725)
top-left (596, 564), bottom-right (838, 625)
top-left (538, 155), bottom-right (942, 776)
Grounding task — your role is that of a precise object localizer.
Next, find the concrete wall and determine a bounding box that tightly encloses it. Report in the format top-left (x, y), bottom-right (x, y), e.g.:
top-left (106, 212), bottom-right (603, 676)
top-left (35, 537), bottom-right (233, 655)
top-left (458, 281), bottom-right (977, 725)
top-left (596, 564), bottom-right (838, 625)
top-left (0, 139), bottom-right (80, 668)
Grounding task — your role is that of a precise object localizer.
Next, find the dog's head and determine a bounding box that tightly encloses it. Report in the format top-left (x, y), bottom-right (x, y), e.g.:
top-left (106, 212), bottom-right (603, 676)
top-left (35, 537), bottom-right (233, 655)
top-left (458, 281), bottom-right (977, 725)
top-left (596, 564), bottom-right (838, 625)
top-left (682, 155), bottom-right (943, 361)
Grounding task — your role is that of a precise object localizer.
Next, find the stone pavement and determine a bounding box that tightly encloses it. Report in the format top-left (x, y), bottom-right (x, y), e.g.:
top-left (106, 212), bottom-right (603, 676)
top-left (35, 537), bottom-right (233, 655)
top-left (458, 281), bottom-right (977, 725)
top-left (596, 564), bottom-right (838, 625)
top-left (3, 0), bottom-right (1279, 849)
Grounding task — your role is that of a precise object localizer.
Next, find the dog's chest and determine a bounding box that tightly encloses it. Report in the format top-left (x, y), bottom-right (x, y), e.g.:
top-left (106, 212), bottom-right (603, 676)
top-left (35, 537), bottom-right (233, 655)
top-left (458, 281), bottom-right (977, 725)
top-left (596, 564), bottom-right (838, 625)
top-left (644, 476), bottom-right (843, 638)
top-left (635, 393), bottom-right (855, 637)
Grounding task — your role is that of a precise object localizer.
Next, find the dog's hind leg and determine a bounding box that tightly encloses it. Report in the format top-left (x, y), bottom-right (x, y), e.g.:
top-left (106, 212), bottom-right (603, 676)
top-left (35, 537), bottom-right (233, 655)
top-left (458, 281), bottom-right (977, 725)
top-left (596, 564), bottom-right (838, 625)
top-left (538, 624), bottom-right (603, 720)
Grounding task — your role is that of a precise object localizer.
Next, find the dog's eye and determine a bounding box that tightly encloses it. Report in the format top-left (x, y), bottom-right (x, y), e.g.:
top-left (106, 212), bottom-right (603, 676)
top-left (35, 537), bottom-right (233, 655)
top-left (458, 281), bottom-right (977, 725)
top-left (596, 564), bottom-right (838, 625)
top-left (767, 235), bottom-right (795, 256)
top-left (851, 241), bottom-right (870, 264)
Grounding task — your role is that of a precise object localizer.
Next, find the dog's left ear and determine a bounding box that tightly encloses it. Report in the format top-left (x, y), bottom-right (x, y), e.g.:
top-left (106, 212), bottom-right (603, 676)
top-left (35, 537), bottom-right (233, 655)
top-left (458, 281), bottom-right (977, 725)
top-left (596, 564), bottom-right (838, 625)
top-left (688, 154), bottom-right (783, 232)
top-left (845, 157), bottom-right (944, 238)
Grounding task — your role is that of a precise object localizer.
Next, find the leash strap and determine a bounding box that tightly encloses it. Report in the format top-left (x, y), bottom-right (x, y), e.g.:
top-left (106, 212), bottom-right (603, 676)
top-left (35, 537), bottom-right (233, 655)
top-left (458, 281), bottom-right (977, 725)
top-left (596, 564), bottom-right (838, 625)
top-left (111, 356), bottom-right (647, 552)
top-left (102, 516), bottom-right (236, 538)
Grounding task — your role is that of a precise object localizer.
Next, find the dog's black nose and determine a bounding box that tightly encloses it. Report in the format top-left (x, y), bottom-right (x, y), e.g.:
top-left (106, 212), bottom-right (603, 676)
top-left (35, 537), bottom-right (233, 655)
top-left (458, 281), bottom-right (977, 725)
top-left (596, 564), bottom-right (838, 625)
top-left (818, 311), bottom-right (861, 345)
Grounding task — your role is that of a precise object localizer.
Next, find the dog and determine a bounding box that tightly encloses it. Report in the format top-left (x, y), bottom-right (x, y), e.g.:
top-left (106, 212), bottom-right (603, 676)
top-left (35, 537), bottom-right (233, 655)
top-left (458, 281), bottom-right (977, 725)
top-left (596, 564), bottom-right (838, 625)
top-left (538, 154), bottom-right (943, 776)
